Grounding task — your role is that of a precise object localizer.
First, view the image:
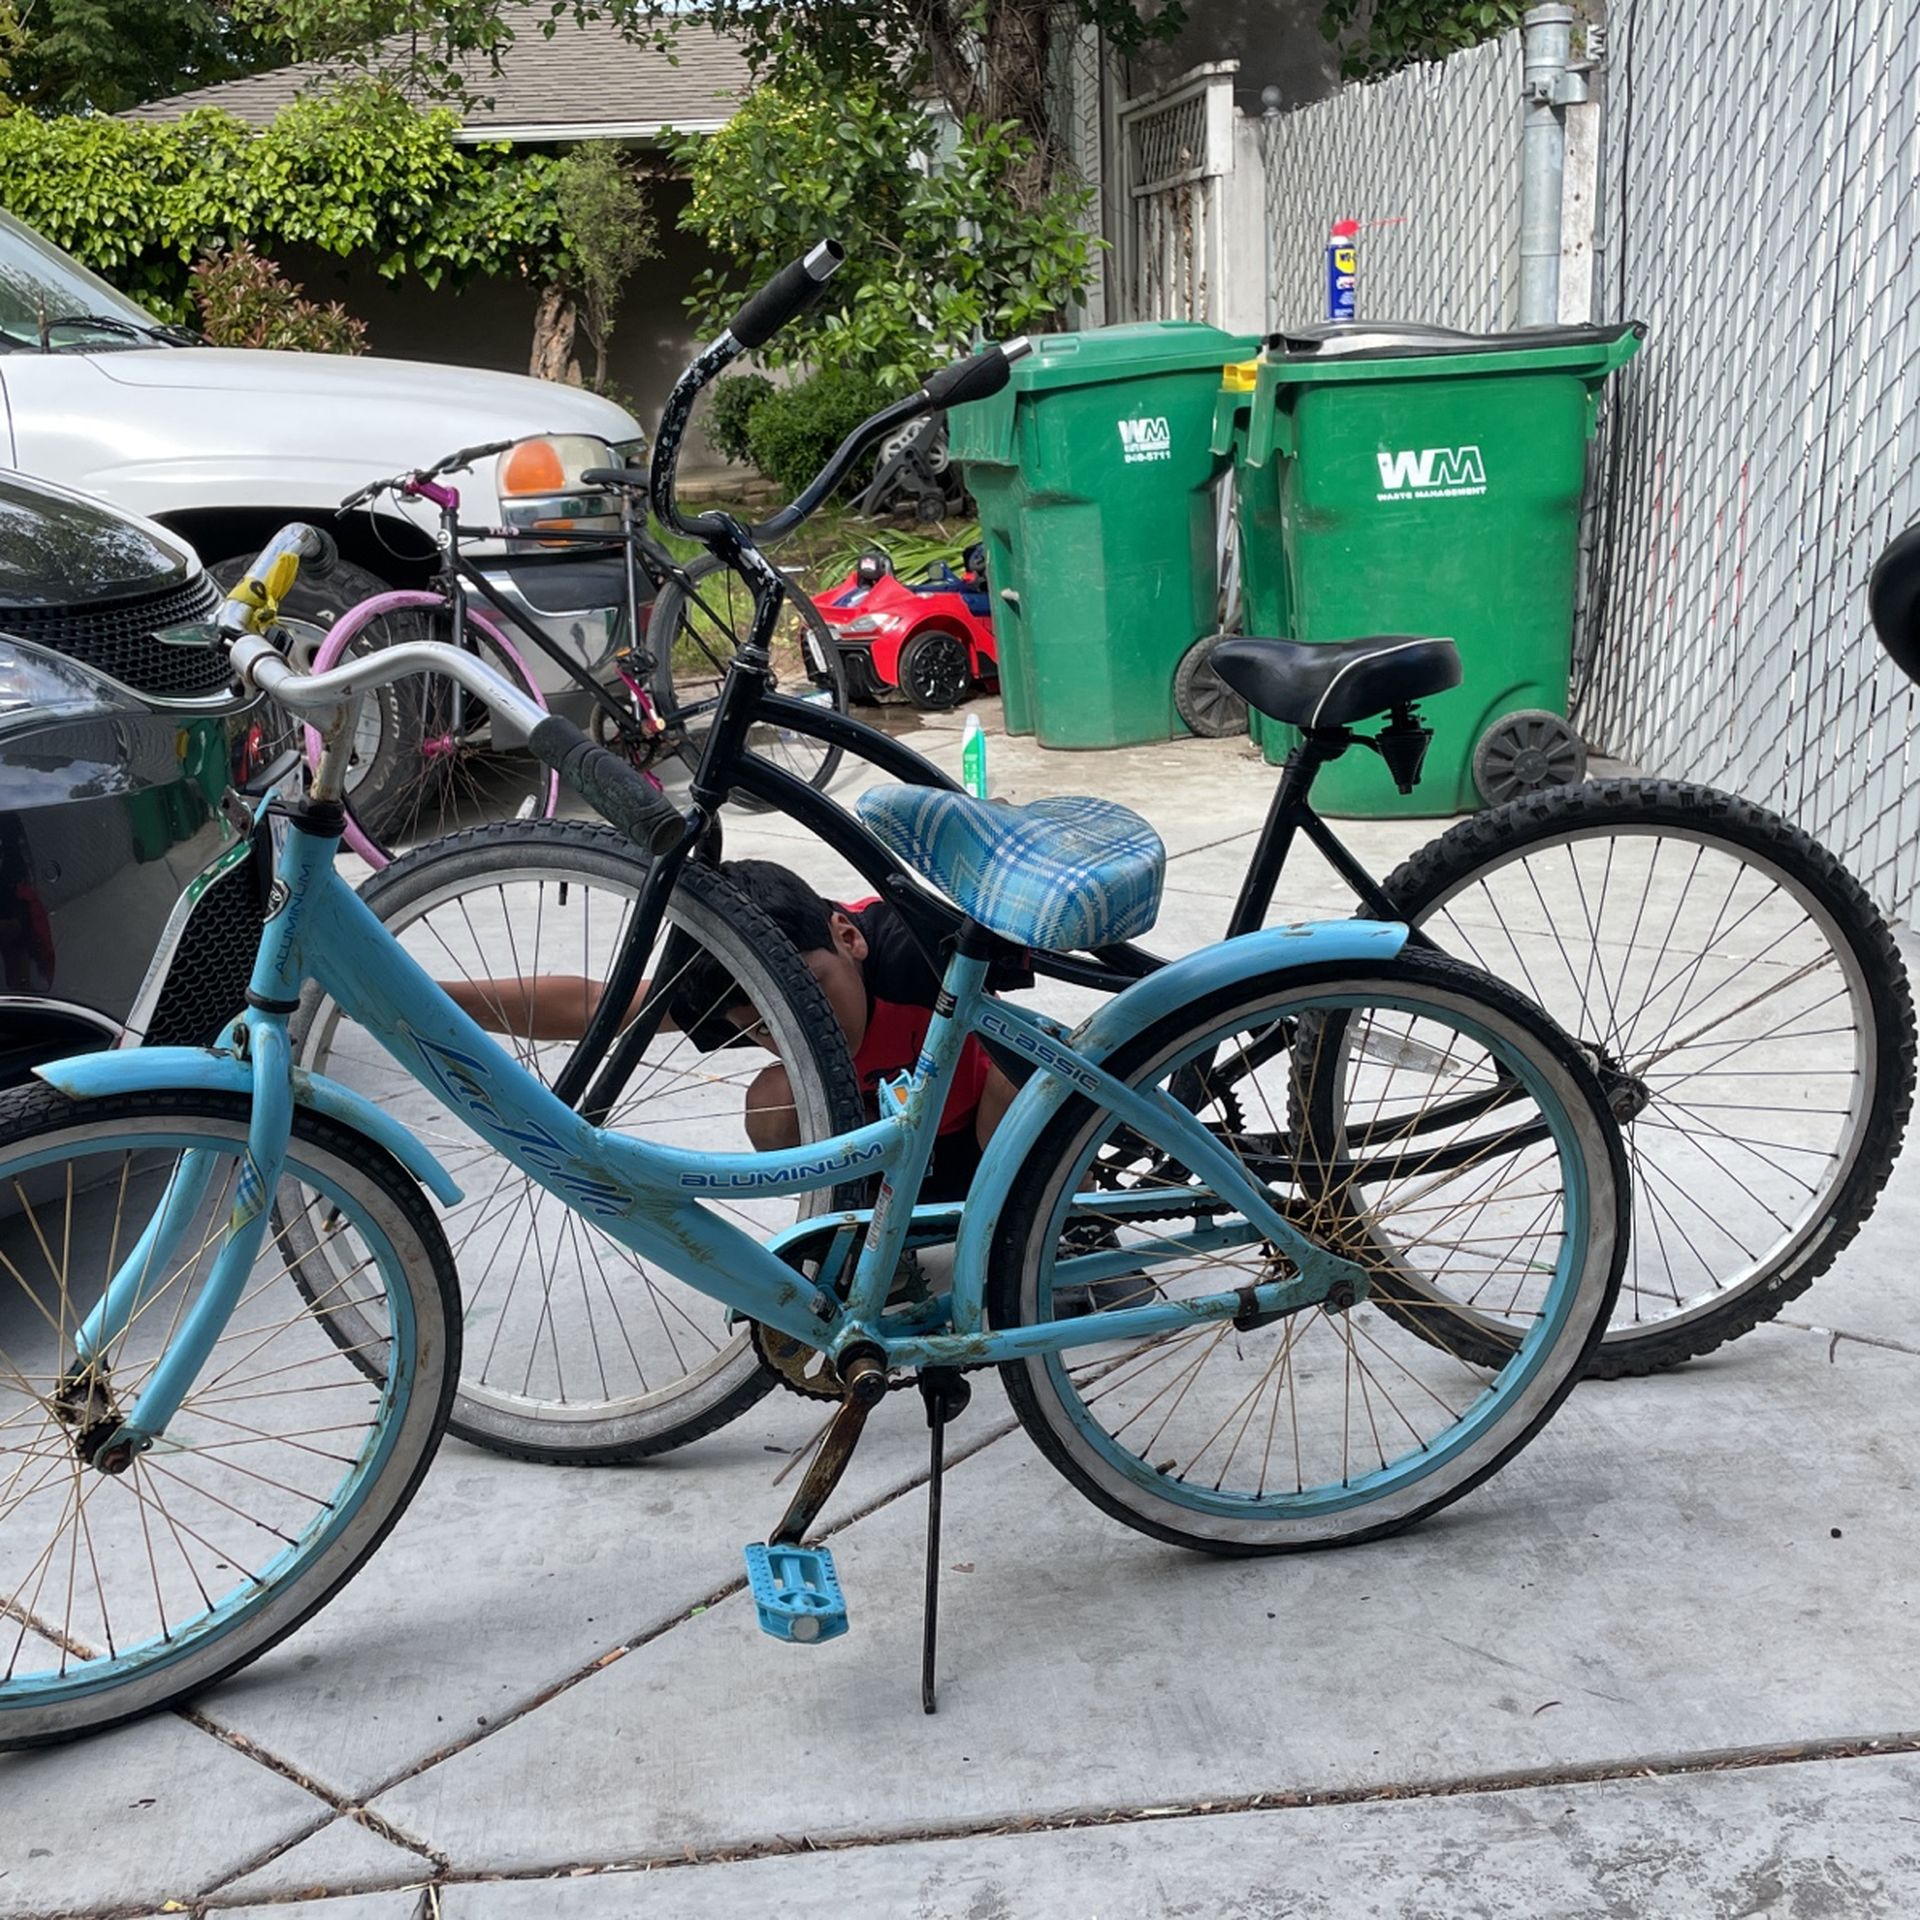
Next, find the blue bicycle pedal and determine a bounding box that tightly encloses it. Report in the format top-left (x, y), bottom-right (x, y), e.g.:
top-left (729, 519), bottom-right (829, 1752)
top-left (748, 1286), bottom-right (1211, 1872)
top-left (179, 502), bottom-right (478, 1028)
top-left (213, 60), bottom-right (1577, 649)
top-left (743, 1542), bottom-right (849, 1644)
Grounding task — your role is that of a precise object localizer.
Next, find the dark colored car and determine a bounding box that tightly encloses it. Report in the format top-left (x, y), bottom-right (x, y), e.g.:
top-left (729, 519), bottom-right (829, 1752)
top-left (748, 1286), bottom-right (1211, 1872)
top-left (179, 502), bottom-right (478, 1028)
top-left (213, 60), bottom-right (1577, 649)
top-left (0, 472), bottom-right (274, 1084)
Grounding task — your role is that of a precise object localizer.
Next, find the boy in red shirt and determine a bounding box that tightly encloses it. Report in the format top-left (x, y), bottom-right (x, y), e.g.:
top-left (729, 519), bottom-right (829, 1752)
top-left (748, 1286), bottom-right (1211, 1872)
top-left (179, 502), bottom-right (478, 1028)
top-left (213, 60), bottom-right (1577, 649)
top-left (443, 858), bottom-right (1017, 1201)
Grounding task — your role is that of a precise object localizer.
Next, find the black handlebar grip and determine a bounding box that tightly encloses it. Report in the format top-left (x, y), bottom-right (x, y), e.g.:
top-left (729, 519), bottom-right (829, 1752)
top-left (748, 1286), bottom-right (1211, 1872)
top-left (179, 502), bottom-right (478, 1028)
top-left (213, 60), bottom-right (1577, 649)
top-left (303, 526), bottom-right (340, 578)
top-left (726, 241), bottom-right (845, 350)
top-left (527, 715), bottom-right (686, 857)
top-left (921, 337), bottom-right (1032, 412)
top-left (1870, 524), bottom-right (1920, 683)
top-left (579, 466), bottom-right (648, 490)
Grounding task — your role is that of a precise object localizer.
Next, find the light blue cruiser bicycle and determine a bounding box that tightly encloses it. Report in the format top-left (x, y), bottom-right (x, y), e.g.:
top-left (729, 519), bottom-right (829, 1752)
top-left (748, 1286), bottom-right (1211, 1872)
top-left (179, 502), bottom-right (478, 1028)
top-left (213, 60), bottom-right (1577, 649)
top-left (0, 324), bottom-right (1629, 1751)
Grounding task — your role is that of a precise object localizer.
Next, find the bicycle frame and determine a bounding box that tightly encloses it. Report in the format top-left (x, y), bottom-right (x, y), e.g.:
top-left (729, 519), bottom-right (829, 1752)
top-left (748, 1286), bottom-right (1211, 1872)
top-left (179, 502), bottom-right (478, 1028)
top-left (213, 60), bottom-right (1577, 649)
top-left (555, 660), bottom-right (1433, 1116)
top-left (56, 807), bottom-right (1392, 1457)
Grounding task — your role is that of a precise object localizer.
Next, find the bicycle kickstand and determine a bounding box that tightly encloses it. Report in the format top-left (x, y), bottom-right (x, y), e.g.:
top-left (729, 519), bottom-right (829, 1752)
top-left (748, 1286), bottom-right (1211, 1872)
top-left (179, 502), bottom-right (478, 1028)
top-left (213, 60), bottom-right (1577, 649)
top-left (918, 1366), bottom-right (972, 1715)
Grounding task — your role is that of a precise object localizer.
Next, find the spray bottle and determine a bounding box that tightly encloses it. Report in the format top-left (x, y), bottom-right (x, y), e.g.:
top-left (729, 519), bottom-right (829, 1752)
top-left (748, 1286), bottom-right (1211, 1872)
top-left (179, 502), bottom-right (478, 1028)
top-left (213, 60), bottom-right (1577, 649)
top-left (1327, 218), bottom-right (1359, 322)
top-left (961, 712), bottom-right (988, 800)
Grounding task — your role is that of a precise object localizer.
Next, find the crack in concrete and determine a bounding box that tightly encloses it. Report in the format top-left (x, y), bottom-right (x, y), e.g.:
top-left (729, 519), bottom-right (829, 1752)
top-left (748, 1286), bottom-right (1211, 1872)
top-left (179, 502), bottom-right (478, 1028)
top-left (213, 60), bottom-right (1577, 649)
top-left (345, 1410), bottom-right (1022, 1807)
top-left (1774, 1317), bottom-right (1920, 1360)
top-left (31, 1725), bottom-right (1914, 1917)
top-left (176, 1713), bottom-right (449, 1901)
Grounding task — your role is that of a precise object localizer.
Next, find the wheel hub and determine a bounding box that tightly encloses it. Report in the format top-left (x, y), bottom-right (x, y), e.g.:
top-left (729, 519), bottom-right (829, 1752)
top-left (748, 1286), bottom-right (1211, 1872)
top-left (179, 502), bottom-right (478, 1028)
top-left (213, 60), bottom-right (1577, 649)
top-left (1588, 1047), bottom-right (1654, 1121)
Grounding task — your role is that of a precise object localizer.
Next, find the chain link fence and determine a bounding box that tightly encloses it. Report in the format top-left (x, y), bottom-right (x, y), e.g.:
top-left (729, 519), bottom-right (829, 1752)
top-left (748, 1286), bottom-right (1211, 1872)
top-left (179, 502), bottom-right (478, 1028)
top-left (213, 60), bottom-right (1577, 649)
top-left (1582, 0), bottom-right (1920, 922)
top-left (1255, 3), bottom-right (1920, 922)
top-left (1259, 32), bottom-right (1520, 334)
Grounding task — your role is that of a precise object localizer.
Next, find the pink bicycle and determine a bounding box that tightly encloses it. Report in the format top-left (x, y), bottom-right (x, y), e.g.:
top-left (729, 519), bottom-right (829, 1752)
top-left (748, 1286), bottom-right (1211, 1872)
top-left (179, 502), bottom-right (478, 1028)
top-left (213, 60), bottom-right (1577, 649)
top-left (306, 450), bottom-right (669, 869)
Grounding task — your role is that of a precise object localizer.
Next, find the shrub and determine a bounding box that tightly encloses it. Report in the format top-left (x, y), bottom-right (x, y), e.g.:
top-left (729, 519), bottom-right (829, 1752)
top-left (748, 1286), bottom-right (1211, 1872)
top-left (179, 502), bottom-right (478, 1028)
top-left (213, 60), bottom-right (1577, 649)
top-left (707, 373), bottom-right (775, 467)
top-left (190, 242), bottom-right (369, 353)
top-left (743, 368), bottom-right (877, 497)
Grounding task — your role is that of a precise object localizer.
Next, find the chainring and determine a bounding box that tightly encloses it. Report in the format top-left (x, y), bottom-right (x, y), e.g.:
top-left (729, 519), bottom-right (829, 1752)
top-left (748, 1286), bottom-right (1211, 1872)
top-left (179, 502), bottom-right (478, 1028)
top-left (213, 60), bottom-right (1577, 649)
top-left (751, 1318), bottom-right (844, 1401)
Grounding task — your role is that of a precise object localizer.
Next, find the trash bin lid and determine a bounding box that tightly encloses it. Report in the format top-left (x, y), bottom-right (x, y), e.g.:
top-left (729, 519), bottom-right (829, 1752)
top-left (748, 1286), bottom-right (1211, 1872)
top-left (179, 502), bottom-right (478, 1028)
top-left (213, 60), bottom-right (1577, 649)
top-left (1258, 319), bottom-right (1646, 386)
top-left (1270, 320), bottom-right (1483, 355)
top-left (1004, 321), bottom-right (1263, 393)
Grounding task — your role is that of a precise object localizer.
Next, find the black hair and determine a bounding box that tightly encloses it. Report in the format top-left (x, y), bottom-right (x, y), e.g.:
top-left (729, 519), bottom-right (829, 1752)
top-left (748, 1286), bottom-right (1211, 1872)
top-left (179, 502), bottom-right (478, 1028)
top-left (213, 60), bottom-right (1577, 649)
top-left (661, 859), bottom-right (837, 1050)
top-left (717, 860), bottom-right (835, 957)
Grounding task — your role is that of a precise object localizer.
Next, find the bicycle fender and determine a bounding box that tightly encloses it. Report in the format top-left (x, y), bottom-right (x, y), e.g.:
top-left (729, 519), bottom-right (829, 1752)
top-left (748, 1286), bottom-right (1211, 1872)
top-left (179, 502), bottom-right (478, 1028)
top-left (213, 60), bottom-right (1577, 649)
top-left (952, 919), bottom-right (1408, 1313)
top-left (33, 1047), bottom-right (463, 1206)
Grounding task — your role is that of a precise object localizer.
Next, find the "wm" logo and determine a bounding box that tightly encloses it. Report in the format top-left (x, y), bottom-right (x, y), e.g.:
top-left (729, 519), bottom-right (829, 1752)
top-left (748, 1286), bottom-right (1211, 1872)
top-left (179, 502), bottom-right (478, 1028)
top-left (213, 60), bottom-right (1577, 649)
top-left (1375, 446), bottom-right (1487, 495)
top-left (1117, 416), bottom-right (1173, 463)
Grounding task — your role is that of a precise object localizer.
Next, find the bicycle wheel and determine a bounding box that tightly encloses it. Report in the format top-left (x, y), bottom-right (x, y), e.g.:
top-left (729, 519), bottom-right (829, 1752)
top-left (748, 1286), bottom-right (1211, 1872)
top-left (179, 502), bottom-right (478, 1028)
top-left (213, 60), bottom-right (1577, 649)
top-left (990, 952), bottom-right (1625, 1554)
top-left (287, 820), bottom-right (865, 1463)
top-left (0, 1086), bottom-right (457, 1748)
top-left (1375, 778), bottom-right (1915, 1375)
top-left (307, 596), bottom-right (560, 869)
top-left (647, 554), bottom-right (846, 804)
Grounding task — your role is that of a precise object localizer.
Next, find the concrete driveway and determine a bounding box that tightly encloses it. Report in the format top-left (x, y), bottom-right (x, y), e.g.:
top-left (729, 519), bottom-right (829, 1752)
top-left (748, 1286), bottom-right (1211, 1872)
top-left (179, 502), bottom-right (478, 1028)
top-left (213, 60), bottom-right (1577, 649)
top-left (7, 707), bottom-right (1917, 1920)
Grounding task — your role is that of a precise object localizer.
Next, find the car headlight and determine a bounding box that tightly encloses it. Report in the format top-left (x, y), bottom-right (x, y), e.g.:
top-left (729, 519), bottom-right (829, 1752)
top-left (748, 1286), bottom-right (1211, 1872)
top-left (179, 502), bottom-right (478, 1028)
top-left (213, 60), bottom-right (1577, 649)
top-left (838, 614), bottom-right (890, 637)
top-left (497, 434), bottom-right (626, 536)
top-left (0, 634), bottom-right (141, 734)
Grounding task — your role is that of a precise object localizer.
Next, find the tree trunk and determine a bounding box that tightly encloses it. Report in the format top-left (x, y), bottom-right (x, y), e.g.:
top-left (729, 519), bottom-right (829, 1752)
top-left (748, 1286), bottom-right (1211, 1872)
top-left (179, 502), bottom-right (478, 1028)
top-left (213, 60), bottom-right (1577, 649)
top-left (924, 0), bottom-right (1060, 210)
top-left (983, 0), bottom-right (1058, 202)
top-left (529, 283), bottom-right (581, 385)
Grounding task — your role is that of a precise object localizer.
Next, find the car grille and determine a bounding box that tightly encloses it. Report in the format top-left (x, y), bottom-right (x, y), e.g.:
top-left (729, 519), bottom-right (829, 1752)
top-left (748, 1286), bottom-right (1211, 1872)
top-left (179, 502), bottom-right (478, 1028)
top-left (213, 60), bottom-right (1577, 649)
top-left (145, 849), bottom-right (264, 1047)
top-left (4, 573), bottom-right (229, 699)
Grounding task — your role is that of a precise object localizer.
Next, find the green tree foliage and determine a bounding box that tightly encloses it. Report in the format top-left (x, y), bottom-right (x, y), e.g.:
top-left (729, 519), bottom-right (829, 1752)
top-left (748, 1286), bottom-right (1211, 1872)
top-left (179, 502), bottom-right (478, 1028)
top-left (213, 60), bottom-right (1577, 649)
top-left (738, 366), bottom-right (874, 495)
top-left (1320, 0), bottom-right (1525, 80)
top-left (189, 239), bottom-right (370, 350)
top-left (707, 372), bottom-right (775, 466)
top-left (692, 0), bottom-right (1179, 208)
top-left (5, 0), bottom-right (277, 112)
top-left (0, 84), bottom-right (570, 320)
top-left (551, 141), bottom-right (658, 391)
top-left (677, 71), bottom-right (1095, 393)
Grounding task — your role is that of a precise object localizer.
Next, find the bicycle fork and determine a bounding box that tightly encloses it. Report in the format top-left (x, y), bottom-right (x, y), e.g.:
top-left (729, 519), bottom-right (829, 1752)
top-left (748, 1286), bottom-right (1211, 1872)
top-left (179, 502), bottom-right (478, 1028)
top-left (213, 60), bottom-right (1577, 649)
top-left (60, 1015), bottom-right (296, 1475)
top-left (57, 814), bottom-right (329, 1474)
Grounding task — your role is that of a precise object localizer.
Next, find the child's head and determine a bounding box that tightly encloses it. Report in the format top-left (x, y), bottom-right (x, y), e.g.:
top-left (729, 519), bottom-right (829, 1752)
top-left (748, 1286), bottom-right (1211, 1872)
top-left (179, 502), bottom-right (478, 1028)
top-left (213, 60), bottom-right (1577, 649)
top-left (666, 860), bottom-right (871, 1051)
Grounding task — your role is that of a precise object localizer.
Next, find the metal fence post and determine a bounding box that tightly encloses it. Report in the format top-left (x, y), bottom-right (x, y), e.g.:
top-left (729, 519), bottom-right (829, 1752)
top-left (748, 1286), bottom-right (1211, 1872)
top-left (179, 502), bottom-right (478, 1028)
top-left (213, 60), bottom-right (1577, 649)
top-left (1519, 4), bottom-right (1585, 325)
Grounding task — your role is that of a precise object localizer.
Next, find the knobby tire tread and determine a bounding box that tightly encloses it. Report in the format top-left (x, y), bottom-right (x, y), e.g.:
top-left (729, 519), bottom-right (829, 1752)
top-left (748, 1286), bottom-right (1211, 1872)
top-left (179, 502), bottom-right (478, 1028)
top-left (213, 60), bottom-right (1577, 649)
top-left (1379, 777), bottom-right (1916, 1377)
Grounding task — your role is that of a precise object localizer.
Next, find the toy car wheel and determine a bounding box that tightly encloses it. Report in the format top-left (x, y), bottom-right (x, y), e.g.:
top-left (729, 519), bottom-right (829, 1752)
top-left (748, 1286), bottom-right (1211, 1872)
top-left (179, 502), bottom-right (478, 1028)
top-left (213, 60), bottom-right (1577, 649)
top-left (897, 627), bottom-right (973, 711)
top-left (1472, 709), bottom-right (1588, 806)
top-left (1173, 633), bottom-right (1249, 739)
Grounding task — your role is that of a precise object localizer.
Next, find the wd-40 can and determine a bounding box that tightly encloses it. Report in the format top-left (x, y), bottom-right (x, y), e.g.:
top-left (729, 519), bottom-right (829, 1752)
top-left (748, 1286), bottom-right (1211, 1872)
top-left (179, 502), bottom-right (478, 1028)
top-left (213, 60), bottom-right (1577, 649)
top-left (1327, 219), bottom-right (1358, 322)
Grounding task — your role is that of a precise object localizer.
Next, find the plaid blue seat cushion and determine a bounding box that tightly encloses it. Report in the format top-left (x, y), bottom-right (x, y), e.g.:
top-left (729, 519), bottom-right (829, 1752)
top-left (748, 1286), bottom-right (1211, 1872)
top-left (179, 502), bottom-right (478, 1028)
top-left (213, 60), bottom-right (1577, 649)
top-left (855, 786), bottom-right (1166, 952)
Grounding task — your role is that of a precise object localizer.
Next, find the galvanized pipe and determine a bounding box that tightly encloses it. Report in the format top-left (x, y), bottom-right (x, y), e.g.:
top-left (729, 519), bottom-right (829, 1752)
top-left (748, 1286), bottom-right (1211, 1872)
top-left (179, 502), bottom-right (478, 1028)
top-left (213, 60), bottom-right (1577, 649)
top-left (1519, 3), bottom-right (1575, 325)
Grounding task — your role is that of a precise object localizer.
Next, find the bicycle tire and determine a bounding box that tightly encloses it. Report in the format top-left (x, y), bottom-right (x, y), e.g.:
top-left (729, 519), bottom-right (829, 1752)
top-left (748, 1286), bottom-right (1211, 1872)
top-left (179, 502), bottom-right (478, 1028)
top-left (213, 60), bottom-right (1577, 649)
top-left (287, 820), bottom-right (865, 1463)
top-left (0, 1085), bottom-right (457, 1748)
top-left (647, 553), bottom-right (847, 806)
top-left (989, 952), bottom-right (1626, 1555)
top-left (305, 593), bottom-right (560, 869)
top-left (1374, 777), bottom-right (1914, 1376)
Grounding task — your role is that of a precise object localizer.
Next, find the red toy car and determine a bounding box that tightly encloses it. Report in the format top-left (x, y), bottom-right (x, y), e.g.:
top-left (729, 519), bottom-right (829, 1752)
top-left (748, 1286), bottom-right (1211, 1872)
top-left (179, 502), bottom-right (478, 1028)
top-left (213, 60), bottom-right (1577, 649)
top-left (817, 546), bottom-right (999, 710)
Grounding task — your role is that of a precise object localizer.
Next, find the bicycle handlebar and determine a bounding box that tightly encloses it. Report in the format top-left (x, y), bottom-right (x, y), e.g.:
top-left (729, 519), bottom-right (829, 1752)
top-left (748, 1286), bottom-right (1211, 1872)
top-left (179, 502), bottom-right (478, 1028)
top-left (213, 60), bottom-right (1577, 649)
top-left (647, 241), bottom-right (1031, 548)
top-left (214, 522), bottom-right (338, 635)
top-left (229, 630), bottom-right (687, 857)
top-left (339, 439), bottom-right (516, 511)
top-left (724, 241), bottom-right (844, 351)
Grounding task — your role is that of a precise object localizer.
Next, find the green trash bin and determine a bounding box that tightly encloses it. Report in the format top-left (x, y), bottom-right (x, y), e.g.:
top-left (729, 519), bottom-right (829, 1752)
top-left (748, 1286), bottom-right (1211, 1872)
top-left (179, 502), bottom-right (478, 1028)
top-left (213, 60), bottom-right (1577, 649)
top-left (948, 321), bottom-right (1257, 748)
top-left (1223, 321), bottom-right (1644, 816)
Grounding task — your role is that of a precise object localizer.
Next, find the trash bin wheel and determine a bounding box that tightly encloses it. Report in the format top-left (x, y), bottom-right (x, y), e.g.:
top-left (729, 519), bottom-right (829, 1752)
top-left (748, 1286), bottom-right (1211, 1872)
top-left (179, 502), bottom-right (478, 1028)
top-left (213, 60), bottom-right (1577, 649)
top-left (898, 627), bottom-right (974, 711)
top-left (1173, 633), bottom-right (1250, 739)
top-left (1472, 709), bottom-right (1587, 806)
